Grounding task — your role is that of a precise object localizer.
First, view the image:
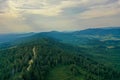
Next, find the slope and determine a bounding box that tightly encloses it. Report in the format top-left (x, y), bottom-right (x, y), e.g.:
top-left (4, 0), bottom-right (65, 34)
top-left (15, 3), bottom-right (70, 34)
top-left (0, 38), bottom-right (120, 80)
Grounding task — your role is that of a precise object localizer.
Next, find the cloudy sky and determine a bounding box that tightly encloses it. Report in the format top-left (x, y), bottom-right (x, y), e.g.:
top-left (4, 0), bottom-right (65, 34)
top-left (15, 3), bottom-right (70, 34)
top-left (0, 0), bottom-right (120, 33)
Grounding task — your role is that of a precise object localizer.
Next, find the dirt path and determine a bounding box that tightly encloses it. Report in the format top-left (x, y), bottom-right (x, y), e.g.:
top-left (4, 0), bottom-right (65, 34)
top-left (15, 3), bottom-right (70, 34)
top-left (33, 47), bottom-right (36, 58)
top-left (27, 47), bottom-right (36, 71)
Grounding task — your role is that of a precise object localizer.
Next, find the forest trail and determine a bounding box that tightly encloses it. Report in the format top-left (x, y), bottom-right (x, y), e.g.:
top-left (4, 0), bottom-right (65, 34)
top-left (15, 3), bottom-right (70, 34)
top-left (33, 47), bottom-right (36, 58)
top-left (27, 47), bottom-right (36, 71)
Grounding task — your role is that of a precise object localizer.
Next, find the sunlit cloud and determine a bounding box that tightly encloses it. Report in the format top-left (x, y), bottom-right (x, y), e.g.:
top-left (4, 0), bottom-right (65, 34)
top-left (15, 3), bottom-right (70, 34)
top-left (0, 0), bottom-right (120, 33)
top-left (79, 1), bottom-right (120, 19)
top-left (17, 0), bottom-right (86, 16)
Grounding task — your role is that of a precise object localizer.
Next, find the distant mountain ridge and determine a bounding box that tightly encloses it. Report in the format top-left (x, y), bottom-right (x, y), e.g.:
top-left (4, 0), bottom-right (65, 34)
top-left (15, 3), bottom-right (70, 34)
top-left (73, 27), bottom-right (120, 36)
top-left (0, 27), bottom-right (120, 47)
top-left (0, 32), bottom-right (35, 43)
top-left (0, 27), bottom-right (120, 80)
top-left (0, 27), bottom-right (120, 42)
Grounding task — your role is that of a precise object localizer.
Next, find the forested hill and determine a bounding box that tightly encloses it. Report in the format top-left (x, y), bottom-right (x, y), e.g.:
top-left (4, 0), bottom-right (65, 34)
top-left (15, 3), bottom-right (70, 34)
top-left (0, 38), bottom-right (120, 80)
top-left (1, 27), bottom-right (120, 49)
top-left (0, 32), bottom-right (35, 43)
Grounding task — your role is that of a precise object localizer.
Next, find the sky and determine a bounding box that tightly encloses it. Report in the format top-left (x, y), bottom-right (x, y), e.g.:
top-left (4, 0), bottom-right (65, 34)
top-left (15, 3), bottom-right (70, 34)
top-left (0, 0), bottom-right (120, 33)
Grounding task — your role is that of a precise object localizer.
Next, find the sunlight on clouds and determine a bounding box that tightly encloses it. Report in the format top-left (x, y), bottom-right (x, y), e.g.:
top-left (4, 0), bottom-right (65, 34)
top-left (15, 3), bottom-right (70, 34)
top-left (0, 0), bottom-right (20, 18)
top-left (79, 7), bottom-right (120, 19)
top-left (24, 7), bottom-right (62, 16)
top-left (21, 0), bottom-right (84, 16)
top-left (79, 0), bottom-right (120, 19)
top-left (0, 0), bottom-right (120, 33)
top-left (0, 17), bottom-right (33, 33)
top-left (0, 0), bottom-right (32, 33)
top-left (1, 0), bottom-right (119, 17)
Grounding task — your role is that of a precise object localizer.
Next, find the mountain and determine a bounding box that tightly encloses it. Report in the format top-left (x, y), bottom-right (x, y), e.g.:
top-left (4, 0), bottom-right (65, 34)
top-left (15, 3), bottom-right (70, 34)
top-left (1, 27), bottom-right (120, 46)
top-left (0, 27), bottom-right (120, 80)
top-left (21, 27), bottom-right (120, 71)
top-left (73, 27), bottom-right (120, 36)
top-left (28, 27), bottom-right (120, 45)
top-left (0, 32), bottom-right (35, 43)
top-left (0, 38), bottom-right (119, 80)
top-left (0, 32), bottom-right (35, 49)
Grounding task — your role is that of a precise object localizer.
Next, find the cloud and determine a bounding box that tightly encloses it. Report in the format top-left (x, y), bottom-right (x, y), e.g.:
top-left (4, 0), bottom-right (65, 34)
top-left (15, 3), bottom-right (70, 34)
top-left (0, 19), bottom-right (33, 33)
top-left (78, 0), bottom-right (120, 19)
top-left (0, 0), bottom-right (34, 33)
top-left (75, 14), bottom-right (120, 29)
top-left (18, 0), bottom-right (85, 16)
top-left (22, 14), bottom-right (78, 32)
top-left (1, 0), bottom-right (119, 17)
top-left (0, 0), bottom-right (120, 33)
top-left (0, 0), bottom-right (21, 18)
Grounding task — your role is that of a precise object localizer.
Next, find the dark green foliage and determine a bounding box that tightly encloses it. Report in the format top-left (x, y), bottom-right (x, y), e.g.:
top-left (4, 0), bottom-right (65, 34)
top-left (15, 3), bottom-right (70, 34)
top-left (0, 38), bottom-right (120, 80)
top-left (69, 64), bottom-right (80, 76)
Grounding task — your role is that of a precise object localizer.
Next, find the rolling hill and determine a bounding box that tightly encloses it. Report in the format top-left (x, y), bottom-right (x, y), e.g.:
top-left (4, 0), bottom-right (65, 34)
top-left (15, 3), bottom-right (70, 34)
top-left (0, 38), bottom-right (119, 80)
top-left (0, 27), bottom-right (120, 80)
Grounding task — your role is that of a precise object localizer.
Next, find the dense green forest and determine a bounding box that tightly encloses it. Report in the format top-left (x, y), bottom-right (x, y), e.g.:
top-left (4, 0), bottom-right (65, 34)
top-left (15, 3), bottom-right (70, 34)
top-left (0, 38), bottom-right (120, 80)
